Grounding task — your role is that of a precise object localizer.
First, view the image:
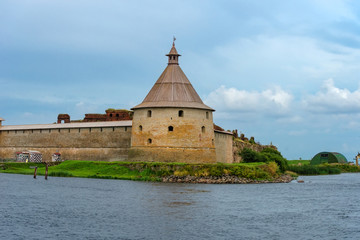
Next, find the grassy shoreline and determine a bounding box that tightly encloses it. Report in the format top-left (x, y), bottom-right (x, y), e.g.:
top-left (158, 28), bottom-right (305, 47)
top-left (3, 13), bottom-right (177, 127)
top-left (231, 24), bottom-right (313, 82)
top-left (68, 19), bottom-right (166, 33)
top-left (0, 160), bottom-right (291, 183)
top-left (287, 160), bottom-right (360, 175)
top-left (2, 160), bottom-right (358, 182)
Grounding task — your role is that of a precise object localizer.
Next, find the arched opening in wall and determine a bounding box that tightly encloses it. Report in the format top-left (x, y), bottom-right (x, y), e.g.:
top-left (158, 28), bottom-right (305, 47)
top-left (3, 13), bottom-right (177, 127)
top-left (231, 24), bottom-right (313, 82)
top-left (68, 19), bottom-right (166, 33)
top-left (116, 114), bottom-right (119, 118)
top-left (206, 112), bottom-right (209, 119)
top-left (202, 126), bottom-right (205, 133)
top-left (168, 126), bottom-right (174, 132)
top-left (178, 110), bottom-right (184, 117)
top-left (139, 125), bottom-right (143, 131)
top-left (110, 113), bottom-right (113, 117)
top-left (148, 138), bottom-right (152, 144)
top-left (147, 110), bottom-right (152, 117)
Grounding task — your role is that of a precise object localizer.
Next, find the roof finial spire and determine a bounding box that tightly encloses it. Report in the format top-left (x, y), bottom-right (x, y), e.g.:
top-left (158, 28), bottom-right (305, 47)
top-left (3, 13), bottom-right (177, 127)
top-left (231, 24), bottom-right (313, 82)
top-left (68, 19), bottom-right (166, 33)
top-left (167, 37), bottom-right (181, 65)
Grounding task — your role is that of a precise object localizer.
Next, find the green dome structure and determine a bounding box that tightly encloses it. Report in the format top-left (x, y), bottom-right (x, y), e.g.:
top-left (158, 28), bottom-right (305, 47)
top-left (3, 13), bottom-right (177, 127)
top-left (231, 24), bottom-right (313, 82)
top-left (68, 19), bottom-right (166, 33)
top-left (310, 152), bottom-right (348, 165)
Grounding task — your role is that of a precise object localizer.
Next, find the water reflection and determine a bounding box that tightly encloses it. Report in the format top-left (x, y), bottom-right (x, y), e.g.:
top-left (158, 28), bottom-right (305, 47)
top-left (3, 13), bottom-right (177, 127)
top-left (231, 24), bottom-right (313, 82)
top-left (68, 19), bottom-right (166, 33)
top-left (1, 173), bottom-right (360, 240)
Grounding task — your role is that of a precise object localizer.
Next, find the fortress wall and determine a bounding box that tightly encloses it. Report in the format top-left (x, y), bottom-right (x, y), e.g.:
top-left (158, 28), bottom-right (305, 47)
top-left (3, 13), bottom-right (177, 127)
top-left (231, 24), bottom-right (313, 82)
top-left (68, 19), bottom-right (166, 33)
top-left (0, 126), bottom-right (132, 161)
top-left (129, 146), bottom-right (217, 164)
top-left (214, 131), bottom-right (233, 163)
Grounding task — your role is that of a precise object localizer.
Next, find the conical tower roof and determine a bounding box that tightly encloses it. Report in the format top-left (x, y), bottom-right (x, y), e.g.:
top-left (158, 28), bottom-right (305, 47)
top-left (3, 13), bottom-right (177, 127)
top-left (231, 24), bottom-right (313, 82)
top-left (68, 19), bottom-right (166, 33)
top-left (132, 42), bottom-right (214, 111)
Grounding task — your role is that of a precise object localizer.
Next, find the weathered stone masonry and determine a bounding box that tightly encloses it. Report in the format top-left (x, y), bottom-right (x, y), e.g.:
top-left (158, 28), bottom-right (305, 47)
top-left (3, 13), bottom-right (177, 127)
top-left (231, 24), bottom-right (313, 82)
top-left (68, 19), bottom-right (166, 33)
top-left (0, 121), bottom-right (132, 161)
top-left (0, 120), bottom-right (232, 162)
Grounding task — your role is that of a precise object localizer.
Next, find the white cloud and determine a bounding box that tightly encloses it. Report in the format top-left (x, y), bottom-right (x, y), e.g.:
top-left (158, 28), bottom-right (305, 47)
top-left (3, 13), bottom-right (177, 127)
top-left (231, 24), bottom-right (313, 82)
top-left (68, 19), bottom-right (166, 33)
top-left (302, 79), bottom-right (360, 114)
top-left (205, 85), bottom-right (293, 117)
top-left (190, 33), bottom-right (360, 95)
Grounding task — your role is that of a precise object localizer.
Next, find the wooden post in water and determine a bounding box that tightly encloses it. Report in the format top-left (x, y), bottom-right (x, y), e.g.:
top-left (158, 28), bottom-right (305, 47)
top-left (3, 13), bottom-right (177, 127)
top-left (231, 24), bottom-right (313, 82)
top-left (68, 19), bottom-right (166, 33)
top-left (45, 163), bottom-right (48, 180)
top-left (33, 167), bottom-right (37, 179)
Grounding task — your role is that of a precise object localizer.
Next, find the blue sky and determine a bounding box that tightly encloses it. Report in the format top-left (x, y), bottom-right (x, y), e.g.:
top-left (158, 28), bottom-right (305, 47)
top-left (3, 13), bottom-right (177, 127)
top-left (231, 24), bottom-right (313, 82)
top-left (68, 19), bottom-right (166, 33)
top-left (1, 0), bottom-right (360, 161)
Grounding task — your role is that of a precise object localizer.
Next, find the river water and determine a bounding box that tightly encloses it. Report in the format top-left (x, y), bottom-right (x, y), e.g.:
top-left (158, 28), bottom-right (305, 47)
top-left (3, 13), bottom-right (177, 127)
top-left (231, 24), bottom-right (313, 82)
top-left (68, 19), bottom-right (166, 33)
top-left (1, 173), bottom-right (359, 240)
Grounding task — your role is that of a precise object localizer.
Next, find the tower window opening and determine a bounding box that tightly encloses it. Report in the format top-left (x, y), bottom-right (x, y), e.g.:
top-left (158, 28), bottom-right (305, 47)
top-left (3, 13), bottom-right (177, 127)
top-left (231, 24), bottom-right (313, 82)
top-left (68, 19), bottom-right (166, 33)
top-left (148, 138), bottom-right (152, 144)
top-left (201, 126), bottom-right (205, 133)
top-left (147, 110), bottom-right (152, 117)
top-left (139, 125), bottom-right (143, 131)
top-left (178, 110), bottom-right (184, 117)
top-left (168, 126), bottom-right (174, 132)
top-left (110, 113), bottom-right (113, 117)
top-left (206, 112), bottom-right (209, 119)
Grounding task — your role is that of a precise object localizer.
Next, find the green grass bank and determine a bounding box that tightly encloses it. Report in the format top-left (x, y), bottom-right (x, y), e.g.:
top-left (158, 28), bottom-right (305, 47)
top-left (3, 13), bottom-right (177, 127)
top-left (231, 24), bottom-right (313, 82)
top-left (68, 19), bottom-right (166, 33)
top-left (0, 160), bottom-right (292, 183)
top-left (286, 160), bottom-right (360, 175)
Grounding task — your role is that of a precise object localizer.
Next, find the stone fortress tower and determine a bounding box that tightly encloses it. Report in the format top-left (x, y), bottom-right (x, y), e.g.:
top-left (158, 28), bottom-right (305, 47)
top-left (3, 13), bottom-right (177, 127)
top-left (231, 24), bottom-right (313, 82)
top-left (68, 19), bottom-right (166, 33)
top-left (0, 41), bottom-right (233, 163)
top-left (129, 41), bottom-right (217, 163)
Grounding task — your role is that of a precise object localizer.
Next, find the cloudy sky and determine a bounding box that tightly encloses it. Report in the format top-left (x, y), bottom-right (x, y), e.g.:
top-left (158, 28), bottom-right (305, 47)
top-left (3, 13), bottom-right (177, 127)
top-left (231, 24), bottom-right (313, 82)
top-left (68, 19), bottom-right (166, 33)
top-left (1, 0), bottom-right (360, 161)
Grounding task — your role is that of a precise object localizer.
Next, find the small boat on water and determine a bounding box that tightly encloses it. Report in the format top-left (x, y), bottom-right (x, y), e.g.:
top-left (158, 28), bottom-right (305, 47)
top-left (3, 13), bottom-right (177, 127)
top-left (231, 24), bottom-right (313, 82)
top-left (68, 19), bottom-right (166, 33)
top-left (297, 180), bottom-right (304, 183)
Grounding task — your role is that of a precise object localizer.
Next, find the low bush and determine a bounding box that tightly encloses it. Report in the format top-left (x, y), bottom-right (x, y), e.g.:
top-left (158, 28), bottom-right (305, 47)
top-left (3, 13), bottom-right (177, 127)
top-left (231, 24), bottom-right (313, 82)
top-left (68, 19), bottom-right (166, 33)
top-left (287, 165), bottom-right (341, 175)
top-left (332, 164), bottom-right (360, 173)
top-left (239, 148), bottom-right (288, 172)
